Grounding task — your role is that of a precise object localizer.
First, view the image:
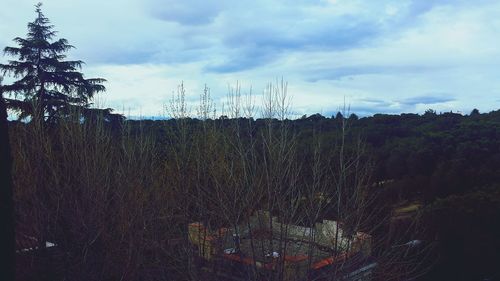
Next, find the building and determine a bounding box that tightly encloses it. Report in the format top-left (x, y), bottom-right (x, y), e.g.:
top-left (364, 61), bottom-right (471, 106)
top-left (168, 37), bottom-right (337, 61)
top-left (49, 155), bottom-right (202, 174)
top-left (188, 211), bottom-right (376, 280)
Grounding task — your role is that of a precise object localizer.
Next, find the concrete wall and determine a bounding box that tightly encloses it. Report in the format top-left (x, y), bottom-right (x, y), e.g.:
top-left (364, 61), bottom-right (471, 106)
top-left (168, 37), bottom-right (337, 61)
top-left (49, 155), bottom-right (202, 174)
top-left (245, 211), bottom-right (360, 252)
top-left (189, 211), bottom-right (372, 261)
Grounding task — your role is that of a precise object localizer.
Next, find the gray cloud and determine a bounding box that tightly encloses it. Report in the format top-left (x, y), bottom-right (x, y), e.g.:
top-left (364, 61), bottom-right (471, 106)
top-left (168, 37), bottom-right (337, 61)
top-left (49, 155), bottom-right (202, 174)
top-left (307, 65), bottom-right (444, 81)
top-left (205, 16), bottom-right (381, 73)
top-left (65, 0), bottom-right (483, 69)
top-left (2, 0), bottom-right (500, 117)
top-left (147, 0), bottom-right (226, 25)
top-left (406, 0), bottom-right (494, 18)
top-left (358, 98), bottom-right (393, 108)
top-left (222, 15), bottom-right (379, 51)
top-left (203, 42), bottom-right (289, 73)
top-left (399, 95), bottom-right (455, 106)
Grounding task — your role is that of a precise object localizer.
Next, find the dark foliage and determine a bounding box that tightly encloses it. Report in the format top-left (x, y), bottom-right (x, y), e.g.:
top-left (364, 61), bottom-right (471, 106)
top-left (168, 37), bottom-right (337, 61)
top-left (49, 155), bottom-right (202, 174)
top-left (118, 109), bottom-right (500, 280)
top-left (0, 82), bottom-right (15, 281)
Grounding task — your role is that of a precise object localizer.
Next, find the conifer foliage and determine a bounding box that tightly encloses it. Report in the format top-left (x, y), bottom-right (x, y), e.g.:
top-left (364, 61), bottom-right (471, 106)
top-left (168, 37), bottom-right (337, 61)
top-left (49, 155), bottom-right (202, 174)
top-left (0, 3), bottom-right (108, 123)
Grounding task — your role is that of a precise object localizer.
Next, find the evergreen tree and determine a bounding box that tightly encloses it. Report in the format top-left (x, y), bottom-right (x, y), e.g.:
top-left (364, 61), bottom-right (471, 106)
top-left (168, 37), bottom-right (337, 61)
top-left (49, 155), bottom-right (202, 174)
top-left (0, 3), bottom-right (107, 123)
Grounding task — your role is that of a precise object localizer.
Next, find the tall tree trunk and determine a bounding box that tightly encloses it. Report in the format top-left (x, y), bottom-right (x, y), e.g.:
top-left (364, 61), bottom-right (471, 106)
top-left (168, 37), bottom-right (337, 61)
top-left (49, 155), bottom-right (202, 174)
top-left (36, 82), bottom-right (45, 124)
top-left (0, 90), bottom-right (15, 281)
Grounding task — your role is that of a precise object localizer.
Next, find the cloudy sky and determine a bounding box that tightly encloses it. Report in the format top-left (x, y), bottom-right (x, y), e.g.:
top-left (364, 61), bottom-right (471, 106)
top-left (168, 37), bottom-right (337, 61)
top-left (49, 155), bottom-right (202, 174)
top-left (1, 0), bottom-right (500, 118)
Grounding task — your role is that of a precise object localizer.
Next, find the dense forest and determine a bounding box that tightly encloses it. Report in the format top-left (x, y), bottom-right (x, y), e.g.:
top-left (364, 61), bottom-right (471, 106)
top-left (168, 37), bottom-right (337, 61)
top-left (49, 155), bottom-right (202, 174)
top-left (10, 108), bottom-right (497, 280)
top-left (118, 109), bottom-right (500, 280)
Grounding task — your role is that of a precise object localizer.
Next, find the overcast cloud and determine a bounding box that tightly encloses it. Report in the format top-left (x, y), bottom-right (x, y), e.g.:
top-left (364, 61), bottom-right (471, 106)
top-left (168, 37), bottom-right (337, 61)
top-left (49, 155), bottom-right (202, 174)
top-left (1, 0), bottom-right (500, 117)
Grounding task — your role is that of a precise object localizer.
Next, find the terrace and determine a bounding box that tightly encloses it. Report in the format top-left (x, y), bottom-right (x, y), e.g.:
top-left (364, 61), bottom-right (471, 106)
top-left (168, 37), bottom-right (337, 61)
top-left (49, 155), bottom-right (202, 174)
top-left (188, 211), bottom-right (376, 280)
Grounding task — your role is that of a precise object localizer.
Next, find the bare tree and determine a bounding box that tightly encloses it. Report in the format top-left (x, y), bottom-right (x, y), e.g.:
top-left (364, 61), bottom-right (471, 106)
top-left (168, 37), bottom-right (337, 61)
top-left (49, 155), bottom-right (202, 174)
top-left (9, 80), bottom-right (433, 281)
top-left (174, 81), bottom-right (433, 281)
